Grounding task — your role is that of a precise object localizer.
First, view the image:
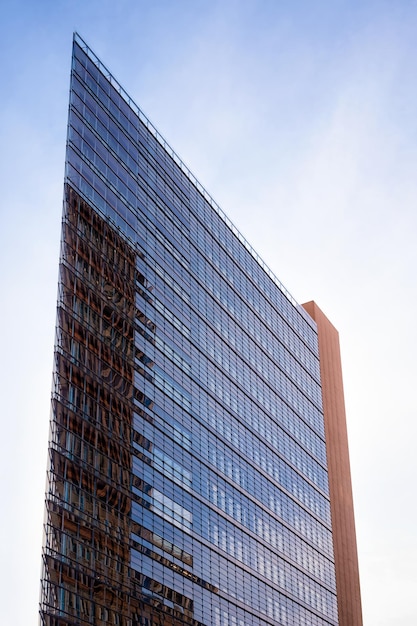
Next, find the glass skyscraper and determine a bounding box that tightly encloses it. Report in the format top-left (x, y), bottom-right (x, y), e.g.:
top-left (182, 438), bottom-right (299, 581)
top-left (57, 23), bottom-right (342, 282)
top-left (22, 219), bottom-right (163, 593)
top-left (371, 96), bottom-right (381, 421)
top-left (40, 34), bottom-right (362, 626)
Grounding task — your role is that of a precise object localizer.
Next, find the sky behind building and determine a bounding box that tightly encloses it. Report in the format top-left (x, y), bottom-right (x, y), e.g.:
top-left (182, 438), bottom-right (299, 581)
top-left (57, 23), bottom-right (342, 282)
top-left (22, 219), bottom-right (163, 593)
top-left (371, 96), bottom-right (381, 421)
top-left (1, 1), bottom-right (417, 625)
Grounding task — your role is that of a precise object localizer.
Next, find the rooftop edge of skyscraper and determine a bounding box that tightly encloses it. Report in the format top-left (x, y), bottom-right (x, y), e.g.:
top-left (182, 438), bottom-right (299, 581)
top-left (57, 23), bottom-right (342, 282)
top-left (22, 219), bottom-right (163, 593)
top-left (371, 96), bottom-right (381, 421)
top-left (72, 32), bottom-right (315, 331)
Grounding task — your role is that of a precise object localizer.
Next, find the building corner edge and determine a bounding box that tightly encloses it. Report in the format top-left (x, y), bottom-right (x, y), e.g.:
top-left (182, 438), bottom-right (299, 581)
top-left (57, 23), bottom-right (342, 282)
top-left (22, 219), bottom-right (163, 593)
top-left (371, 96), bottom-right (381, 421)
top-left (302, 300), bottom-right (363, 626)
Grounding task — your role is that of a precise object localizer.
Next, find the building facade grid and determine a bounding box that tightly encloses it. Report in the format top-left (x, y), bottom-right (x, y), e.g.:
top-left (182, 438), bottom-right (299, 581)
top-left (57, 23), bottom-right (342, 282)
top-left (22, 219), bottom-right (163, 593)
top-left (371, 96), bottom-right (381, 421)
top-left (39, 33), bottom-right (345, 626)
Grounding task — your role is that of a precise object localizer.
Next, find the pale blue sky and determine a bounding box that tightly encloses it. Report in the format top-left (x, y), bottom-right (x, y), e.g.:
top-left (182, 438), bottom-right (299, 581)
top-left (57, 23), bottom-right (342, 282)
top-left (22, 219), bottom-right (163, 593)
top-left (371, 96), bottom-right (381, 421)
top-left (1, 1), bottom-right (417, 624)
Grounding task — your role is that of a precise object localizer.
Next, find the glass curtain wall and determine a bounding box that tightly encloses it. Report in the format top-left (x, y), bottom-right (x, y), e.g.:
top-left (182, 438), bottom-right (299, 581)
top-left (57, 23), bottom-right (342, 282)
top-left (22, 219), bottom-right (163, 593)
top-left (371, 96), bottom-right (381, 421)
top-left (40, 34), bottom-right (339, 626)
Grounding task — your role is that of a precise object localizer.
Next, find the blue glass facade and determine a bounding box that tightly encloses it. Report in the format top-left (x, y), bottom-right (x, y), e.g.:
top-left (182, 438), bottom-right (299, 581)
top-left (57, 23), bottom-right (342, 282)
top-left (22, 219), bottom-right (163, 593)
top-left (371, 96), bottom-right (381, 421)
top-left (40, 34), bottom-right (339, 626)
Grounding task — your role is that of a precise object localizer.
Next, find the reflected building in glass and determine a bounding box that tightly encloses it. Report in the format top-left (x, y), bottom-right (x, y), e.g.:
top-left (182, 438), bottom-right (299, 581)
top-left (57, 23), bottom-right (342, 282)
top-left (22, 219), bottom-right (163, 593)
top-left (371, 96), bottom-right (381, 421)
top-left (40, 34), bottom-right (362, 626)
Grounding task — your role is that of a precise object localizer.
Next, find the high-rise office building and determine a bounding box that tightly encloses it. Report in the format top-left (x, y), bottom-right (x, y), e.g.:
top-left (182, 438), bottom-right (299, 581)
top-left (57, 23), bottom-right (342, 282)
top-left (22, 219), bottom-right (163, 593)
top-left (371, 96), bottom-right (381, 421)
top-left (40, 34), bottom-right (362, 626)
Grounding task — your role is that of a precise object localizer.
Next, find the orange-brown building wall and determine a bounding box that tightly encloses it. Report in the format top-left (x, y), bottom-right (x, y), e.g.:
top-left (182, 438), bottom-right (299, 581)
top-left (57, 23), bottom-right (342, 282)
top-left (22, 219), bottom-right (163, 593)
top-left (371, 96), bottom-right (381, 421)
top-left (302, 301), bottom-right (362, 626)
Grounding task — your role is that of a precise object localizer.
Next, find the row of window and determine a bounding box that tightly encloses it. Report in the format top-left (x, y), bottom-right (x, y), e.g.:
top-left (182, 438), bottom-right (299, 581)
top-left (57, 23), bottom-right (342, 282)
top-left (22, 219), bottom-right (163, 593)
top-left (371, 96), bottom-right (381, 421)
top-left (71, 72), bottom-right (190, 243)
top-left (71, 75), bottom-right (187, 235)
top-left (186, 358), bottom-right (325, 478)
top-left (133, 361), bottom-right (329, 523)
top-left (137, 374), bottom-right (333, 552)
top-left (133, 301), bottom-right (326, 470)
top-left (58, 304), bottom-right (330, 564)
top-left (135, 239), bottom-right (321, 424)
top-left (72, 112), bottom-right (193, 295)
top-left (190, 228), bottom-right (319, 369)
top-left (73, 40), bottom-right (317, 355)
top-left (65, 161), bottom-right (324, 488)
top-left (186, 189), bottom-right (317, 351)
top-left (73, 44), bottom-right (192, 222)
top-left (136, 404), bottom-right (333, 582)
top-left (133, 247), bottom-right (324, 456)
top-left (71, 99), bottom-right (318, 419)
top-left (191, 279), bottom-right (320, 404)
top-left (133, 291), bottom-right (326, 478)
top-left (134, 441), bottom-right (334, 565)
top-left (130, 269), bottom-right (331, 543)
top-left (67, 109), bottom-right (324, 460)
top-left (136, 359), bottom-right (327, 503)
top-left (131, 520), bottom-right (337, 625)
top-left (190, 262), bottom-right (323, 427)
top-left (133, 438), bottom-right (192, 488)
top-left (133, 406), bottom-right (191, 452)
top-left (66, 158), bottom-right (138, 245)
